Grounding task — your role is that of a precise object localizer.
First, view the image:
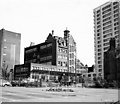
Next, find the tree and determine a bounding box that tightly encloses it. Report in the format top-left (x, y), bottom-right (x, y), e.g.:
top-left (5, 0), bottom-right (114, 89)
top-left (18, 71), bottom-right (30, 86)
top-left (2, 61), bottom-right (8, 80)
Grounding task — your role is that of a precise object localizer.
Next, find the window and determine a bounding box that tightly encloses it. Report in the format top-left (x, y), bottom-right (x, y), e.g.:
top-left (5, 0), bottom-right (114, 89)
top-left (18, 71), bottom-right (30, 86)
top-left (70, 60), bottom-right (72, 65)
top-left (104, 47), bottom-right (109, 51)
top-left (113, 2), bottom-right (118, 5)
top-left (88, 74), bottom-right (91, 77)
top-left (97, 33), bottom-right (100, 36)
top-left (98, 61), bottom-right (101, 64)
top-left (58, 61), bottom-right (61, 66)
top-left (72, 60), bottom-right (74, 65)
top-left (93, 74), bottom-right (96, 77)
top-left (98, 57), bottom-right (101, 60)
top-left (98, 53), bottom-right (101, 56)
top-left (98, 49), bottom-right (101, 52)
top-left (114, 22), bottom-right (119, 26)
top-left (114, 18), bottom-right (118, 22)
top-left (98, 65), bottom-right (102, 68)
top-left (61, 62), bottom-right (63, 66)
top-left (98, 44), bottom-right (101, 48)
top-left (99, 69), bottom-right (102, 72)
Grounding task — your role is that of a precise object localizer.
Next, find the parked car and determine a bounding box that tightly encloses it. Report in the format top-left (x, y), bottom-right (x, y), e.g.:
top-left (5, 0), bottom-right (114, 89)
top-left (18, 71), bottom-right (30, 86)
top-left (11, 80), bottom-right (20, 87)
top-left (0, 79), bottom-right (12, 87)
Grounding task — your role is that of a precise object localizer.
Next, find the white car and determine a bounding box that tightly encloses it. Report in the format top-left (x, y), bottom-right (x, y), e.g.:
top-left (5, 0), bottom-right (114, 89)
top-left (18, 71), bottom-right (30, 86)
top-left (0, 79), bottom-right (12, 87)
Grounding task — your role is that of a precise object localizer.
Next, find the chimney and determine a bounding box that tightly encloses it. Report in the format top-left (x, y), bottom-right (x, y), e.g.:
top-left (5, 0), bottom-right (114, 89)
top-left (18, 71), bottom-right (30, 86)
top-left (52, 30), bottom-right (54, 35)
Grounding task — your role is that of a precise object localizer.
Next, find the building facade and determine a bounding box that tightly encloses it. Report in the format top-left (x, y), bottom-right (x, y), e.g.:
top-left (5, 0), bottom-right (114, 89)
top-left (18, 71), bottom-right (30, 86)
top-left (104, 38), bottom-right (120, 81)
top-left (94, 0), bottom-right (120, 78)
top-left (15, 29), bottom-right (79, 81)
top-left (0, 29), bottom-right (21, 73)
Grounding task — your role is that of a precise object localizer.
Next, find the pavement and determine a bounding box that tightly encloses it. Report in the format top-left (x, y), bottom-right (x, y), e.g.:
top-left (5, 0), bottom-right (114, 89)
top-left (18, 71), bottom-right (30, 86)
top-left (0, 86), bottom-right (119, 102)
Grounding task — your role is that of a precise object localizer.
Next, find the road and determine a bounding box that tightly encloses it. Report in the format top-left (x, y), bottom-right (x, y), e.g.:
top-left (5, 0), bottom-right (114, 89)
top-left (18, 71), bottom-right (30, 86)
top-left (0, 86), bottom-right (119, 102)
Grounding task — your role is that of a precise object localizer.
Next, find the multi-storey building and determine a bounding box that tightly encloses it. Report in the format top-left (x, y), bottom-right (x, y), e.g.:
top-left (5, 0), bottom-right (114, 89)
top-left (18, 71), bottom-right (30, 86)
top-left (94, 0), bottom-right (120, 78)
top-left (0, 29), bottom-right (21, 73)
top-left (14, 29), bottom-right (78, 81)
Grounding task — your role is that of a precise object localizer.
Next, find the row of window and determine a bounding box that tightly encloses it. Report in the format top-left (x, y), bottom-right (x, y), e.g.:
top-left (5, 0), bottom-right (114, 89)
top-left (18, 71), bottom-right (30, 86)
top-left (103, 38), bottom-right (110, 42)
top-left (96, 2), bottom-right (118, 14)
top-left (113, 5), bottom-right (118, 10)
top-left (58, 54), bottom-right (67, 59)
top-left (40, 43), bottom-right (52, 50)
top-left (31, 66), bottom-right (56, 71)
top-left (40, 56), bottom-right (52, 61)
top-left (102, 8), bottom-right (111, 15)
top-left (104, 47), bottom-right (109, 51)
top-left (25, 59), bottom-right (37, 63)
top-left (102, 12), bottom-right (111, 18)
top-left (58, 40), bottom-right (67, 47)
top-left (69, 66), bottom-right (75, 71)
top-left (114, 9), bottom-right (118, 14)
top-left (25, 48), bottom-right (37, 54)
top-left (58, 48), bottom-right (67, 53)
top-left (103, 25), bottom-right (112, 30)
top-left (104, 42), bottom-right (109, 46)
top-left (96, 15), bottom-right (118, 26)
top-left (103, 29), bottom-right (112, 34)
top-left (102, 4), bottom-right (111, 11)
top-left (69, 45), bottom-right (75, 52)
top-left (103, 20), bottom-right (111, 26)
top-left (58, 61), bottom-right (67, 67)
top-left (69, 60), bottom-right (74, 66)
top-left (103, 16), bottom-right (111, 23)
top-left (69, 53), bottom-right (74, 59)
top-left (15, 67), bottom-right (29, 73)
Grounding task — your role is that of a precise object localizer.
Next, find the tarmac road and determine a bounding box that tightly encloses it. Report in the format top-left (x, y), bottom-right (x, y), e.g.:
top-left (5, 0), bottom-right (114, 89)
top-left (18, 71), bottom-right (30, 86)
top-left (0, 86), bottom-right (119, 102)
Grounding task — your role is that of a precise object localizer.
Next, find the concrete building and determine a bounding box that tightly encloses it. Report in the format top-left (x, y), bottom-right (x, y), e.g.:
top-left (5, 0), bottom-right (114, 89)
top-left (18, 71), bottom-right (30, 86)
top-left (0, 29), bottom-right (21, 73)
top-left (94, 0), bottom-right (120, 78)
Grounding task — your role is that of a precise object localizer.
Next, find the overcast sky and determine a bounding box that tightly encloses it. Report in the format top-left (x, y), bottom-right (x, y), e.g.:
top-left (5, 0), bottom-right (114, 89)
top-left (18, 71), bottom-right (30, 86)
top-left (0, 0), bottom-right (109, 66)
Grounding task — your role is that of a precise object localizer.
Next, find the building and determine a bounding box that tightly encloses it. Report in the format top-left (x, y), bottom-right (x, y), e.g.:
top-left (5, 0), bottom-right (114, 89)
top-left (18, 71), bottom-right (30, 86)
top-left (104, 38), bottom-right (120, 82)
top-left (76, 59), bottom-right (87, 74)
top-left (81, 65), bottom-right (97, 82)
top-left (0, 29), bottom-right (21, 73)
top-left (94, 0), bottom-right (120, 78)
top-left (116, 47), bottom-right (120, 82)
top-left (14, 29), bottom-right (79, 82)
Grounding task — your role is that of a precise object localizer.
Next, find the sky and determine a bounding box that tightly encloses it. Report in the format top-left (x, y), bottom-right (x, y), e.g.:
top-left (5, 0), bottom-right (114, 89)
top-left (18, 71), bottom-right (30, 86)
top-left (0, 0), bottom-right (109, 66)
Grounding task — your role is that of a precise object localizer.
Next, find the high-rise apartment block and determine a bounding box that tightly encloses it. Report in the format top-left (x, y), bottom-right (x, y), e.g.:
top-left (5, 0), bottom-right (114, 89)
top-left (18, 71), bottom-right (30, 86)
top-left (94, 0), bottom-right (120, 78)
top-left (0, 29), bottom-right (21, 72)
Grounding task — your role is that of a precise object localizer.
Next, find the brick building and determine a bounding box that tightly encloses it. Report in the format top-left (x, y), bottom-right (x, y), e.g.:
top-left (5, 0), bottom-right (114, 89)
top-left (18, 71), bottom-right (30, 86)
top-left (14, 29), bottom-right (80, 82)
top-left (104, 38), bottom-right (120, 82)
